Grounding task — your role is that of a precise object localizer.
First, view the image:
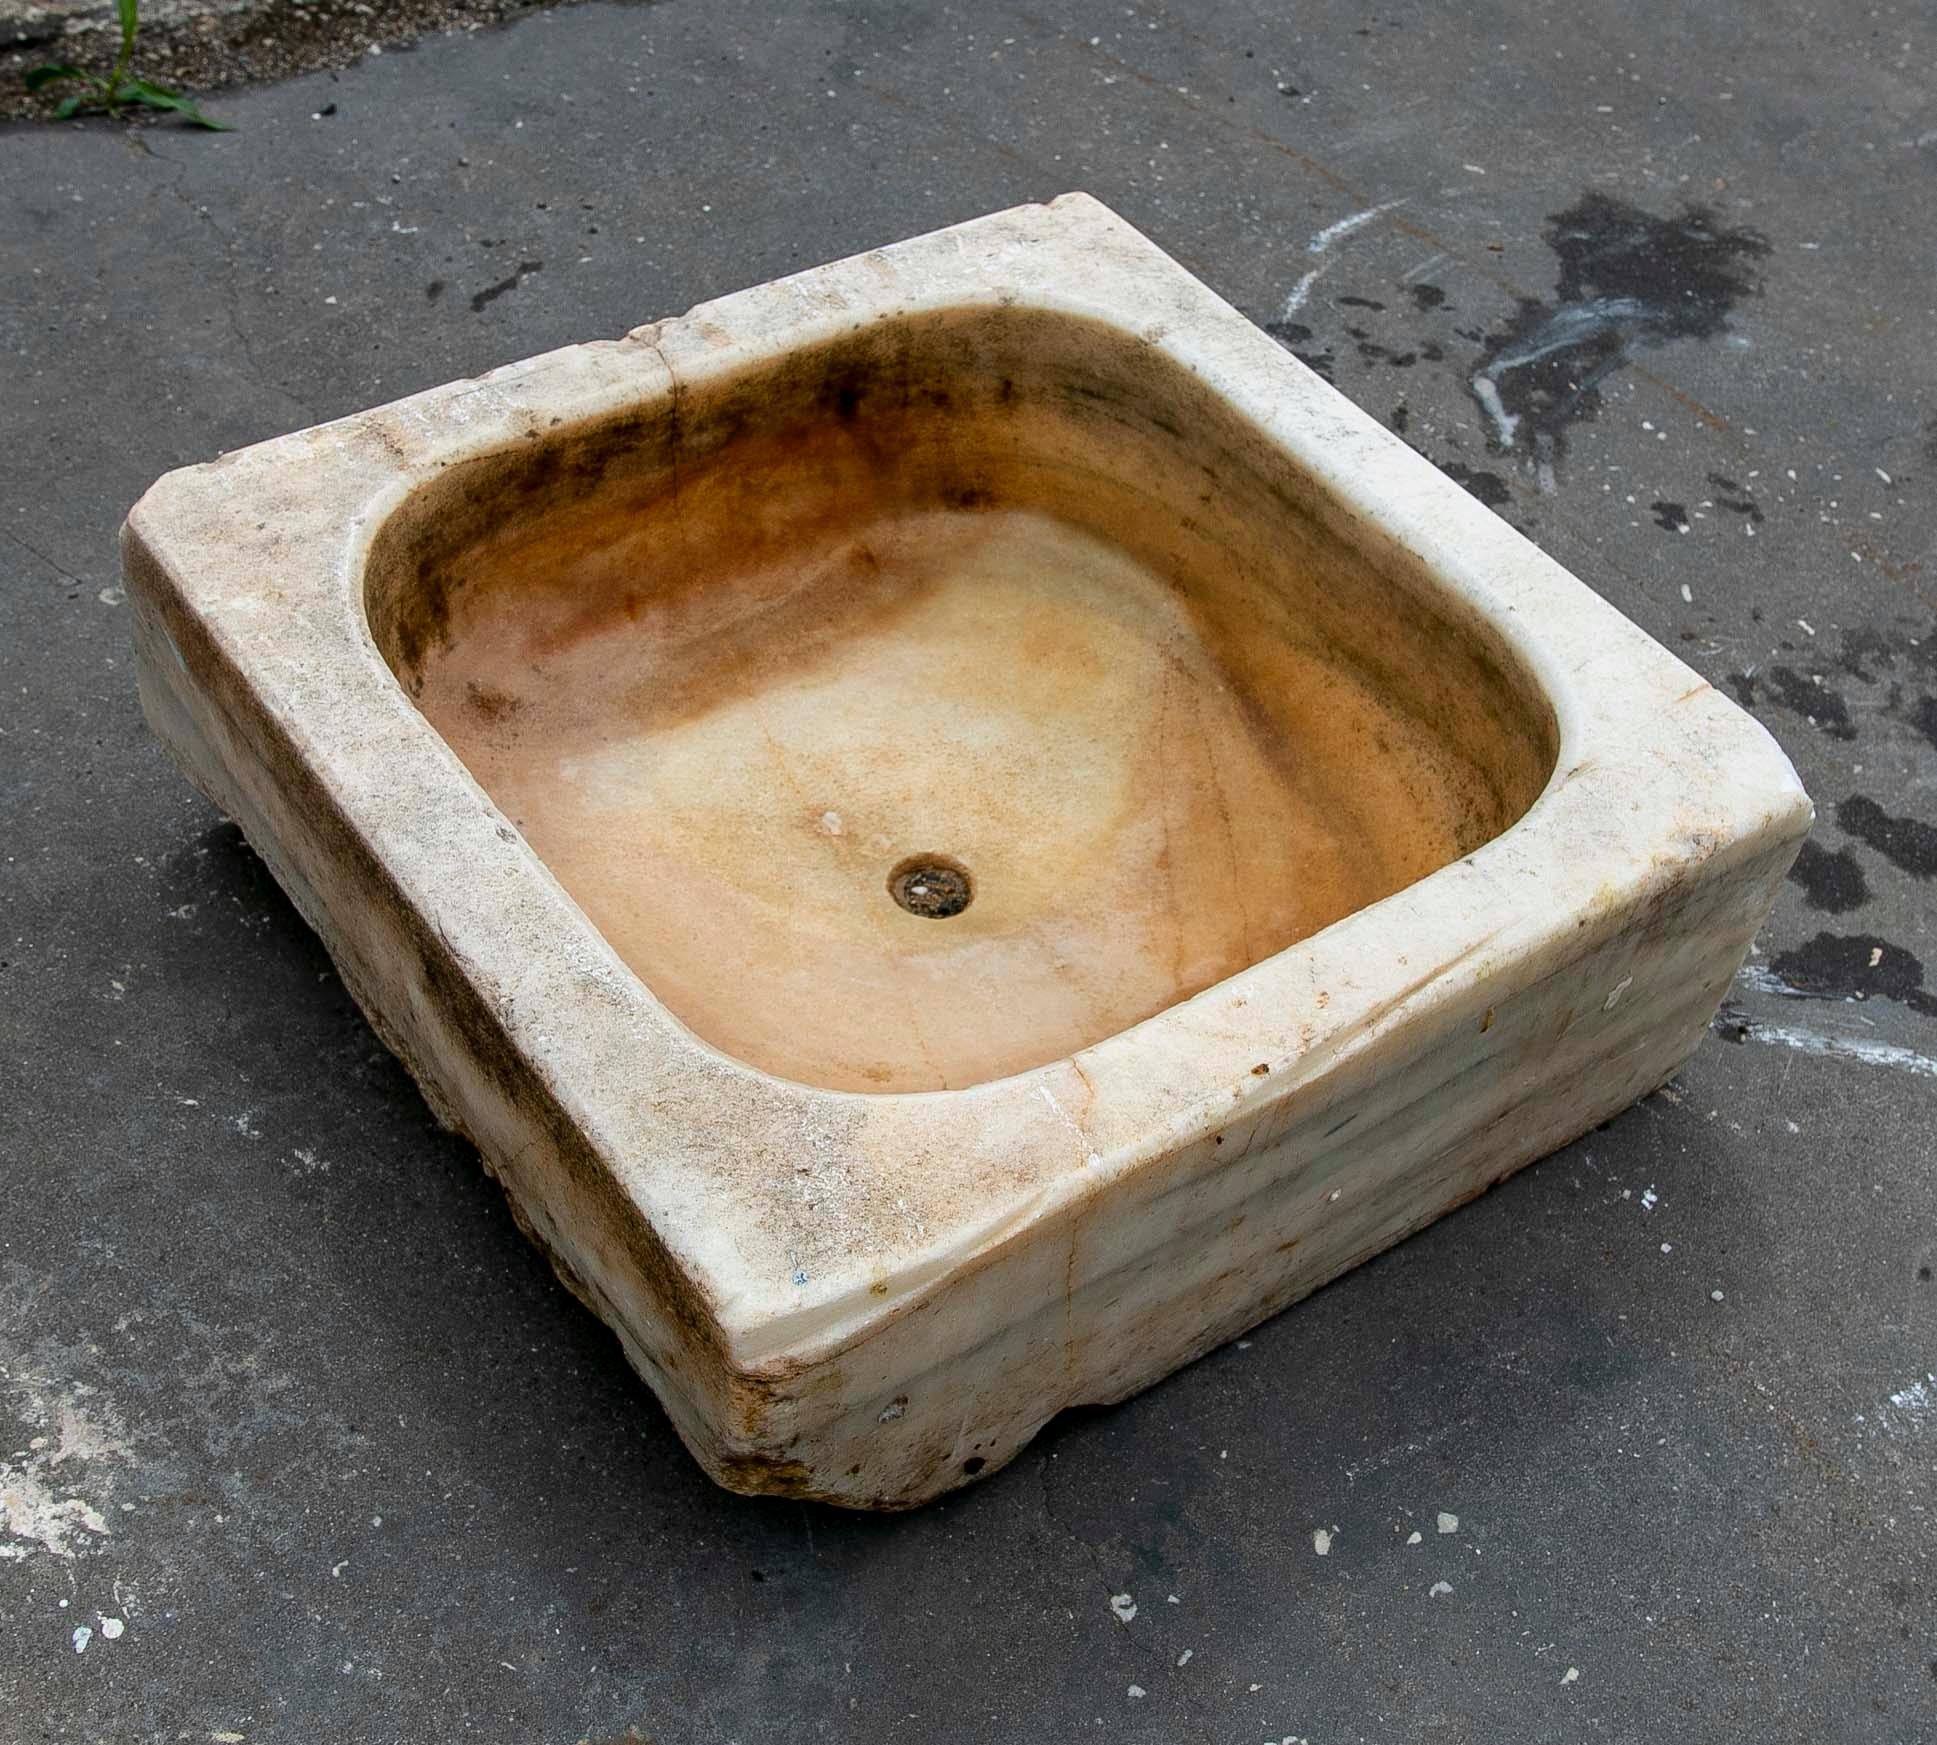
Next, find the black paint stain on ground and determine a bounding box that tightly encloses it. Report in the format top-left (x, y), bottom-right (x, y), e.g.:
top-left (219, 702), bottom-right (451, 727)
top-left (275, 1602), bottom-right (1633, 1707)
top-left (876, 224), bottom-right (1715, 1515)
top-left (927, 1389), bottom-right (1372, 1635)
top-left (1837, 795), bottom-right (1937, 878)
top-left (1468, 193), bottom-right (1769, 475)
top-left (1706, 471), bottom-right (1765, 523)
top-left (471, 259), bottom-right (543, 312)
top-left (1264, 320), bottom-right (1334, 382)
top-left (1836, 623), bottom-right (1937, 685)
top-left (1730, 665), bottom-right (1857, 739)
top-left (1436, 462), bottom-right (1512, 509)
top-left (1786, 840), bottom-right (1870, 914)
top-left (1337, 295), bottom-right (1386, 310)
top-left (1651, 499), bottom-right (1690, 533)
top-left (424, 279), bottom-right (445, 302)
top-left (1824, 623), bottom-right (1937, 750)
top-left (1408, 283), bottom-right (1446, 312)
top-left (1768, 932), bottom-right (1937, 1017)
top-left (1910, 695), bottom-right (1937, 754)
top-left (1390, 404), bottom-right (1410, 433)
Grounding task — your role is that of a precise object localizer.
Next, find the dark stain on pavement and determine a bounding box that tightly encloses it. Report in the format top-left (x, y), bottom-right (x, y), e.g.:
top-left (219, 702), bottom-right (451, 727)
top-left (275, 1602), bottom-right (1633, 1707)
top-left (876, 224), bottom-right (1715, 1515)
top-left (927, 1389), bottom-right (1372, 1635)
top-left (1768, 932), bottom-right (1937, 1018)
top-left (1468, 193), bottom-right (1769, 480)
top-left (1706, 472), bottom-right (1765, 523)
top-left (1264, 319), bottom-right (1336, 382)
top-left (1910, 695), bottom-right (1937, 755)
top-left (1836, 795), bottom-right (1937, 878)
top-left (1786, 841), bottom-right (1870, 914)
top-left (471, 259), bottom-right (544, 313)
top-left (1436, 461), bottom-right (1512, 508)
top-left (1730, 665), bottom-right (1857, 739)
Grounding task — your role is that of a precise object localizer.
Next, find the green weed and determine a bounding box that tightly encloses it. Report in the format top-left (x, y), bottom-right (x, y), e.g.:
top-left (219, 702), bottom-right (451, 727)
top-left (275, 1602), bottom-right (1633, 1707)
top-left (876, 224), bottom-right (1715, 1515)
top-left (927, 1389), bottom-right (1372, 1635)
top-left (27, 0), bottom-right (230, 130)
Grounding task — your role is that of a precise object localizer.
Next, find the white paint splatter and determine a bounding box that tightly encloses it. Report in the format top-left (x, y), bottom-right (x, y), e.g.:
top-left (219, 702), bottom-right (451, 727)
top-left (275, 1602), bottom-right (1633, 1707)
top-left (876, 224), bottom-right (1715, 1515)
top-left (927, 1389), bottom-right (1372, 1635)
top-left (1312, 1527), bottom-right (1333, 1556)
top-left (1470, 295), bottom-right (1650, 457)
top-left (1640, 1185), bottom-right (1658, 1212)
top-left (1604, 976), bottom-right (1633, 1012)
top-left (1405, 1530), bottom-right (1422, 1545)
top-left (1279, 266), bottom-right (1327, 319)
top-left (0, 1389), bottom-right (127, 1561)
top-left (1308, 199), bottom-right (1407, 255)
top-left (1436, 1511), bottom-right (1459, 1534)
top-left (1110, 1592), bottom-right (1138, 1623)
top-left (1711, 1289), bottom-right (1726, 1302)
top-left (1176, 1648), bottom-right (1193, 1666)
top-left (1276, 199), bottom-right (1406, 323)
top-left (99, 1616), bottom-right (125, 1640)
top-left (818, 810), bottom-right (844, 836)
top-left (1470, 374), bottom-right (1519, 447)
top-left (1722, 1018), bottom-right (1937, 1079)
top-left (1562, 1666), bottom-right (1580, 1685)
top-left (1882, 1374), bottom-right (1934, 1432)
top-left (1429, 1580), bottom-right (1453, 1598)
top-left (1734, 962), bottom-right (1840, 1002)
top-left (1126, 1684), bottom-right (1146, 1700)
top-left (0, 1468), bottom-right (107, 1561)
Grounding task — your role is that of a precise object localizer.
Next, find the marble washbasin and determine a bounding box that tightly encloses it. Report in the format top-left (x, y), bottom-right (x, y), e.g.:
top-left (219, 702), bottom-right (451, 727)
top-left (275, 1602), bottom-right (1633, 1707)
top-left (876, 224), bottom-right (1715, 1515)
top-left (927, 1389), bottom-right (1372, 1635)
top-left (124, 195), bottom-right (1810, 1507)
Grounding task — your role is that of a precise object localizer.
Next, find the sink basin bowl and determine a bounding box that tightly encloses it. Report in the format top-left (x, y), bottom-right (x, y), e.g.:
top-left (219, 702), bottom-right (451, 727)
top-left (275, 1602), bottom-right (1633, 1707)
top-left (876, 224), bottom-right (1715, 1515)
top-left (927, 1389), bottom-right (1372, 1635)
top-left (125, 195), bottom-right (1809, 1506)
top-left (371, 304), bottom-right (1554, 1093)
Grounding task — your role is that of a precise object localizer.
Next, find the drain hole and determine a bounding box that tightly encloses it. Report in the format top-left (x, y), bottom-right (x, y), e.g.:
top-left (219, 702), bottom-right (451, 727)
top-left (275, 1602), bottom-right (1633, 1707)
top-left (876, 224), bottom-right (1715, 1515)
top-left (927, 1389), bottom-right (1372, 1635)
top-left (888, 855), bottom-right (973, 919)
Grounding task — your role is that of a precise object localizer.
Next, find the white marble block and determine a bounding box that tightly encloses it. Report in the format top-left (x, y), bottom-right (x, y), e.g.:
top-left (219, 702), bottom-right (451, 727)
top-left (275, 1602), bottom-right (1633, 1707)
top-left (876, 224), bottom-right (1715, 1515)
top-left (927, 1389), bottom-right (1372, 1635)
top-left (124, 195), bottom-right (1810, 1506)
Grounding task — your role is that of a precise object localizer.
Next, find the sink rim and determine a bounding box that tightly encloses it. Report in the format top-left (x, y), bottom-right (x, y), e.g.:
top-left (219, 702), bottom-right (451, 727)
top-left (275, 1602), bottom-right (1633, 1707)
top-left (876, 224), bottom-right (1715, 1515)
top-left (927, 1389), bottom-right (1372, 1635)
top-left (371, 312), bottom-right (1563, 1097)
top-left (124, 192), bottom-right (1809, 1384)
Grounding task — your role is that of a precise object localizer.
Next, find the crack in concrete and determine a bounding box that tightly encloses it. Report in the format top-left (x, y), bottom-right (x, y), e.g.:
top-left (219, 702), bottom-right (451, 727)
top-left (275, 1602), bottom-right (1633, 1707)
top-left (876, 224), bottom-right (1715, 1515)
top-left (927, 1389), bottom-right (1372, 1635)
top-left (4, 528), bottom-right (88, 587)
top-left (136, 133), bottom-right (319, 423)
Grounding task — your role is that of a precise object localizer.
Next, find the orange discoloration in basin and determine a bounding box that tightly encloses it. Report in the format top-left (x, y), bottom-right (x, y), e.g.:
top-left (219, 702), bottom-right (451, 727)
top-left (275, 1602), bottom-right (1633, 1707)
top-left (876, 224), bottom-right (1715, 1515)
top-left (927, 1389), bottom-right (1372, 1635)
top-left (366, 308), bottom-right (1555, 1092)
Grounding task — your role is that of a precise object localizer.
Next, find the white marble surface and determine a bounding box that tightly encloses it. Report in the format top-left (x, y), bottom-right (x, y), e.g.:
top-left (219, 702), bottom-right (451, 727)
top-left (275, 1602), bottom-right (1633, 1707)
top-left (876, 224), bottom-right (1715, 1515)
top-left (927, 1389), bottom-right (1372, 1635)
top-left (123, 195), bottom-right (1810, 1506)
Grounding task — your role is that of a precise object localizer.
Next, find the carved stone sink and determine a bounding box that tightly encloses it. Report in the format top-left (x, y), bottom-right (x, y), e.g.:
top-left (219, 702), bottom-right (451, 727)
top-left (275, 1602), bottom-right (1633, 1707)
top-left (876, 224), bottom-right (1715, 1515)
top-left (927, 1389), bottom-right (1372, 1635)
top-left (125, 195), bottom-right (1809, 1507)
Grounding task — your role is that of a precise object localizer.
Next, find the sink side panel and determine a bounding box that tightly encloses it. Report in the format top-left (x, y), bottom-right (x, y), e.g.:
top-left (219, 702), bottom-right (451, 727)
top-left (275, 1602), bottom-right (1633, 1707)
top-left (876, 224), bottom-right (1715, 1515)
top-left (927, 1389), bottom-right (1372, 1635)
top-left (121, 517), bottom-right (762, 1482)
top-left (702, 801), bottom-right (1807, 1506)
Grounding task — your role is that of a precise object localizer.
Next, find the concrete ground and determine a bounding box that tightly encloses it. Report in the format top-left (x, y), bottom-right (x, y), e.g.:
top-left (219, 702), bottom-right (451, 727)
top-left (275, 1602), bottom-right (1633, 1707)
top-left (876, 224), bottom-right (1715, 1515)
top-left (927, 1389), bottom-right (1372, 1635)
top-left (3, 2), bottom-right (1934, 1739)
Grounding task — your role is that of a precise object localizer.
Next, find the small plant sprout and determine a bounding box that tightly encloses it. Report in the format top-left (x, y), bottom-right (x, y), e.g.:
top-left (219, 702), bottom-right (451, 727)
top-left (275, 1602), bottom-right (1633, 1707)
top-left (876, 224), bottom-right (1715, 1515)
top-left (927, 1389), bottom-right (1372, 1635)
top-left (26, 0), bottom-right (231, 130)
